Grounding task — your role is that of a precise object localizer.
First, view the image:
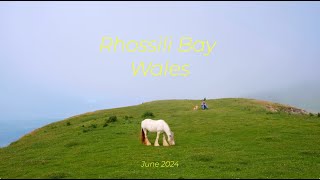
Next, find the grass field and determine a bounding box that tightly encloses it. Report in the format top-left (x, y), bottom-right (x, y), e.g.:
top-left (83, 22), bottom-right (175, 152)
top-left (0, 98), bottom-right (319, 179)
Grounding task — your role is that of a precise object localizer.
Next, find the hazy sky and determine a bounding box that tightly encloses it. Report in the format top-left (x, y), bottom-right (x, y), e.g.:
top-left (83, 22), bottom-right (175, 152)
top-left (1, 1), bottom-right (320, 122)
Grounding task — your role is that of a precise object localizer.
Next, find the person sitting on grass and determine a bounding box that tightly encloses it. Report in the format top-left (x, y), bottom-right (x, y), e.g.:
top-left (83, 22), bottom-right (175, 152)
top-left (201, 98), bottom-right (208, 110)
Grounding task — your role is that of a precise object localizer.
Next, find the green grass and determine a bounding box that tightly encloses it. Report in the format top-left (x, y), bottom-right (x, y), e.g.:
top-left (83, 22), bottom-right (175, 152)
top-left (0, 98), bottom-right (319, 178)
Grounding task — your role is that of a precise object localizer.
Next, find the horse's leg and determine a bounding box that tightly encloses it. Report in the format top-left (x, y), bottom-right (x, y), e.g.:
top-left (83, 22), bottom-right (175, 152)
top-left (144, 129), bottom-right (151, 146)
top-left (154, 131), bottom-right (160, 146)
top-left (163, 134), bottom-right (169, 146)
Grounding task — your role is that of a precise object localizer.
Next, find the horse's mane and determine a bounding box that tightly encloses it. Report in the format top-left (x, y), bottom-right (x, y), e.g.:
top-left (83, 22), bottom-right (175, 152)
top-left (141, 128), bottom-right (146, 144)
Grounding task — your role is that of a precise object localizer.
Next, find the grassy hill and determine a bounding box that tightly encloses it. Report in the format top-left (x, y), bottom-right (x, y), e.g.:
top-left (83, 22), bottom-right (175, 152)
top-left (0, 98), bottom-right (319, 179)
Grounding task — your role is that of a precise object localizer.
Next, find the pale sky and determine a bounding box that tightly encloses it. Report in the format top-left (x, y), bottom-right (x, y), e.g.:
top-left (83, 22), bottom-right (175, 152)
top-left (1, 1), bottom-right (320, 123)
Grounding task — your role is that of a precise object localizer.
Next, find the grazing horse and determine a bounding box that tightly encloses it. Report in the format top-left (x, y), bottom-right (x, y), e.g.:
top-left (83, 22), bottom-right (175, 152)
top-left (141, 119), bottom-right (175, 146)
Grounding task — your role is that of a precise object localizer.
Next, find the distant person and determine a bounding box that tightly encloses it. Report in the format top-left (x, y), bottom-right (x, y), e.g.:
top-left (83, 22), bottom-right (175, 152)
top-left (201, 98), bottom-right (208, 110)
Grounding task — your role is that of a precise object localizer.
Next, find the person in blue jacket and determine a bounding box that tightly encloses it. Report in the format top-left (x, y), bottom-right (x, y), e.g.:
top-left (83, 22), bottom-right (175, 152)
top-left (201, 98), bottom-right (208, 110)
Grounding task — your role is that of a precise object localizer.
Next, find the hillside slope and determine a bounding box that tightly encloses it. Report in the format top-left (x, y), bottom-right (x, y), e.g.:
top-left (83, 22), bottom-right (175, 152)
top-left (0, 98), bottom-right (319, 178)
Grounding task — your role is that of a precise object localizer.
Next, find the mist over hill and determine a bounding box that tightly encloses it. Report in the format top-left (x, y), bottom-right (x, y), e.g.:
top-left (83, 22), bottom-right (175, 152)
top-left (245, 82), bottom-right (320, 113)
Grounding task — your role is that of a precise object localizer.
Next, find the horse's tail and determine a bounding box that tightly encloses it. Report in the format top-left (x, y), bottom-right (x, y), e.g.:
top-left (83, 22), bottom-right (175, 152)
top-left (141, 128), bottom-right (145, 144)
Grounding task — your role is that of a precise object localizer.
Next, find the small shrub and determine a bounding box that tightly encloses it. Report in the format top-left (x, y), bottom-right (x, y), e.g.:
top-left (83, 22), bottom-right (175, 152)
top-left (123, 115), bottom-right (133, 124)
top-left (107, 115), bottom-right (117, 123)
top-left (89, 124), bottom-right (97, 128)
top-left (103, 122), bottom-right (108, 127)
top-left (141, 111), bottom-right (154, 118)
top-left (318, 113), bottom-right (320, 117)
top-left (309, 113), bottom-right (314, 117)
top-left (66, 122), bottom-right (71, 126)
top-left (81, 124), bottom-right (97, 133)
top-left (103, 115), bottom-right (117, 127)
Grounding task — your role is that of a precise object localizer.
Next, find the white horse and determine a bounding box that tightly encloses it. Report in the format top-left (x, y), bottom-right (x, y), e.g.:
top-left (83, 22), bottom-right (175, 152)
top-left (141, 119), bottom-right (175, 146)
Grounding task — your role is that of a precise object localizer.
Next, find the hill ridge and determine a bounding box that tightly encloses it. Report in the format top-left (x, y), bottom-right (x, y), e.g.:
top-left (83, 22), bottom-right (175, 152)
top-left (0, 98), bottom-right (319, 179)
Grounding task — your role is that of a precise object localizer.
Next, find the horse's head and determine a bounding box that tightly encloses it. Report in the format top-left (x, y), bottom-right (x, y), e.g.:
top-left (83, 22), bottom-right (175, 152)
top-left (168, 131), bottom-right (175, 145)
